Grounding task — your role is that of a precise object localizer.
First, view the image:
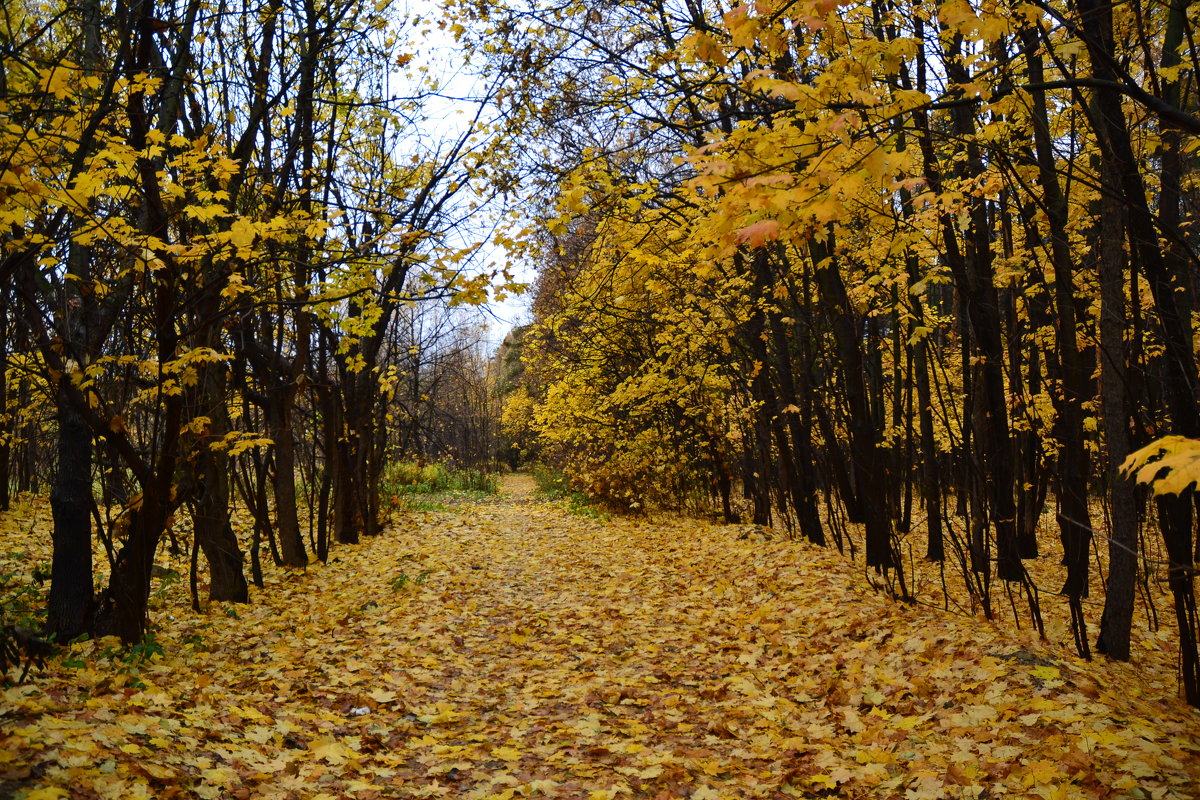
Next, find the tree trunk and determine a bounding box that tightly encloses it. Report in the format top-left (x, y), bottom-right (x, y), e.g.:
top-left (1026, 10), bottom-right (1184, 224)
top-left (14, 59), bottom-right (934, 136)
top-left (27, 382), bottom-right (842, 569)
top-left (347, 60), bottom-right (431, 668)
top-left (1022, 25), bottom-right (1093, 654)
top-left (270, 392), bottom-right (308, 566)
top-left (1095, 158), bottom-right (1138, 660)
top-left (44, 380), bottom-right (94, 642)
top-left (1077, 0), bottom-right (1200, 702)
top-left (0, 295), bottom-right (11, 512)
top-left (812, 236), bottom-right (896, 573)
top-left (92, 494), bottom-right (167, 644)
top-left (192, 365), bottom-right (249, 601)
top-left (917, 41), bottom-right (1022, 583)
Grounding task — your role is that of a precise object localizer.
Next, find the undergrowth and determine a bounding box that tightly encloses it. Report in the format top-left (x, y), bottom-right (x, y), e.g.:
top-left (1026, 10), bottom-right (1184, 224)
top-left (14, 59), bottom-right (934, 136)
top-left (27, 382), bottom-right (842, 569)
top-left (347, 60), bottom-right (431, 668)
top-left (382, 461), bottom-right (499, 496)
top-left (382, 461), bottom-right (500, 513)
top-left (532, 465), bottom-right (610, 521)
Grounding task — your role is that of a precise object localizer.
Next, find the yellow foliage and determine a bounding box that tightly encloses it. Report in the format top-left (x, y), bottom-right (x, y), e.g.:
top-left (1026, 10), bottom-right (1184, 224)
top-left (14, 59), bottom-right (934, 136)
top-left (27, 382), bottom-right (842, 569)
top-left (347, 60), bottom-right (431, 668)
top-left (1121, 436), bottom-right (1200, 496)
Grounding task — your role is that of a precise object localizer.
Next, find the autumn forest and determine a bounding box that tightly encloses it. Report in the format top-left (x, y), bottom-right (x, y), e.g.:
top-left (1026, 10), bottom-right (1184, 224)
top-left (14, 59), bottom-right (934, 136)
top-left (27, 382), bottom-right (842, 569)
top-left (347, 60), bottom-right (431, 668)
top-left (3, 0), bottom-right (1200, 796)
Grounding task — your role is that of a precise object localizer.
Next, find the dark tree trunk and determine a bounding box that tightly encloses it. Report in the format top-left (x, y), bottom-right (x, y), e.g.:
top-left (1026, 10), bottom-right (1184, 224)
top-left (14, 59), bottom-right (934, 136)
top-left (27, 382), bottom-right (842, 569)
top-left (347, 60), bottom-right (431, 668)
top-left (1022, 26), bottom-right (1093, 654)
top-left (812, 237), bottom-right (896, 573)
top-left (1077, 0), bottom-right (1200, 702)
top-left (15, 376), bottom-right (35, 494)
top-left (333, 433), bottom-right (360, 545)
top-left (1096, 158), bottom-right (1138, 660)
top-left (44, 381), bottom-right (94, 642)
top-left (335, 366), bottom-right (383, 543)
top-left (735, 247), bottom-right (823, 541)
top-left (93, 496), bottom-right (167, 644)
top-left (270, 394), bottom-right (308, 566)
top-left (192, 366), bottom-right (249, 601)
top-left (913, 322), bottom-right (943, 562)
top-left (917, 43), bottom-right (1022, 583)
top-left (0, 297), bottom-right (10, 512)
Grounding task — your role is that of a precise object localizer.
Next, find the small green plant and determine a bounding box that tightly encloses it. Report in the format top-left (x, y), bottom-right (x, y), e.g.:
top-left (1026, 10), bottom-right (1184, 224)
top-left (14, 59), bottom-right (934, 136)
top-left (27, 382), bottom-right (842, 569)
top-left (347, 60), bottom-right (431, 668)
top-left (532, 464), bottom-right (570, 498)
top-left (533, 465), bottom-right (610, 520)
top-left (115, 633), bottom-right (167, 689)
top-left (389, 568), bottom-right (432, 591)
top-left (2, 554), bottom-right (50, 632)
top-left (60, 635), bottom-right (90, 670)
top-left (151, 566), bottom-right (181, 600)
top-left (402, 498), bottom-right (451, 512)
top-left (567, 495), bottom-right (611, 522)
top-left (123, 632), bottom-right (164, 667)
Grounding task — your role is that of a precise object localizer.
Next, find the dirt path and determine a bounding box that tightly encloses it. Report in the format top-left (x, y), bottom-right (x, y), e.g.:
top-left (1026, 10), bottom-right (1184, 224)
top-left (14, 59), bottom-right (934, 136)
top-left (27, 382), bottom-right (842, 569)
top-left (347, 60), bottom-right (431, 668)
top-left (4, 492), bottom-right (1200, 798)
top-left (499, 472), bottom-right (538, 503)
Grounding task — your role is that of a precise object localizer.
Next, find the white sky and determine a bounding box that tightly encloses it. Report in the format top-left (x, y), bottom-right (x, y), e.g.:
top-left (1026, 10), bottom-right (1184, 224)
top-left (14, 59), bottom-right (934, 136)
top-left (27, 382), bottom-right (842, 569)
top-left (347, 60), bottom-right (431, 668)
top-left (397, 0), bottom-right (535, 350)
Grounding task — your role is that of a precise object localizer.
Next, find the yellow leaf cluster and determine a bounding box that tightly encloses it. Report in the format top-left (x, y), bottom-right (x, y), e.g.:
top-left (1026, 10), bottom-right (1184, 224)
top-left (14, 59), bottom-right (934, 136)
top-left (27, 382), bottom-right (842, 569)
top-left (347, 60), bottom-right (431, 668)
top-left (1121, 436), bottom-right (1200, 496)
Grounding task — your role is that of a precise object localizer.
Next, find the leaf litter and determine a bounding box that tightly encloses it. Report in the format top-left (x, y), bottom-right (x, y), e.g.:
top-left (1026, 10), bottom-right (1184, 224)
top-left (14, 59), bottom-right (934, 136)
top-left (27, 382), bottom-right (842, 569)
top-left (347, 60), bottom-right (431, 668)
top-left (2, 477), bottom-right (1199, 799)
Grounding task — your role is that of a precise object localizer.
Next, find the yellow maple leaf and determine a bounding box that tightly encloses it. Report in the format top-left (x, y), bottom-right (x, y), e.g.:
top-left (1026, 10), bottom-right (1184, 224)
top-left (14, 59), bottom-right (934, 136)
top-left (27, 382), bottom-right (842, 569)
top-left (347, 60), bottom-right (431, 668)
top-left (228, 217), bottom-right (257, 250)
top-left (368, 688), bottom-right (398, 703)
top-left (1029, 665), bottom-right (1061, 681)
top-left (491, 746), bottom-right (522, 761)
top-left (346, 780), bottom-right (383, 791)
top-left (233, 704), bottom-right (270, 722)
top-left (199, 766), bottom-right (238, 785)
top-left (20, 789), bottom-right (70, 800)
top-left (309, 735), bottom-right (350, 764)
top-left (1121, 435), bottom-right (1200, 495)
top-left (735, 219), bottom-right (781, 248)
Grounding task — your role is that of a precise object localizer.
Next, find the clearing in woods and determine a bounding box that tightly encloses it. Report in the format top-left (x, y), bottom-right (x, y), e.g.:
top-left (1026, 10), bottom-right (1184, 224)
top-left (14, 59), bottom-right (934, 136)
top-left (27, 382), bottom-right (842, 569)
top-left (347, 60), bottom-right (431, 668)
top-left (3, 475), bottom-right (1200, 799)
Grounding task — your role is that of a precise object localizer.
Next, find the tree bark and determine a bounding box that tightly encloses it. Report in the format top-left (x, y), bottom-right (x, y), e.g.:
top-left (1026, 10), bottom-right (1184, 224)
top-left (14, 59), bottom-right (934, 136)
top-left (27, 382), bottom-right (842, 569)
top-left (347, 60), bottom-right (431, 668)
top-left (192, 364), bottom-right (249, 601)
top-left (1095, 157), bottom-right (1138, 660)
top-left (44, 380), bottom-right (94, 642)
top-left (1077, 0), bottom-right (1200, 701)
top-left (812, 236), bottom-right (897, 573)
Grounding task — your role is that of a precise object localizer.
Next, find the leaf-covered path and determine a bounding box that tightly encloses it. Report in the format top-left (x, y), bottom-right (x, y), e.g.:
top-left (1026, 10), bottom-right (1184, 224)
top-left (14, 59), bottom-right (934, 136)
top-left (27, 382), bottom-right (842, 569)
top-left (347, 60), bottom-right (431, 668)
top-left (4, 479), bottom-right (1200, 799)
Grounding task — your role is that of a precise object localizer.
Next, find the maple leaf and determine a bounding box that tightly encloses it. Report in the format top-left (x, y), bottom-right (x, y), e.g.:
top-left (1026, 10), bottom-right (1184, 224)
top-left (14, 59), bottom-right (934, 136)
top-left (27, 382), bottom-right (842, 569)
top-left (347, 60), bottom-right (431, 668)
top-left (1121, 435), bottom-right (1200, 495)
top-left (228, 217), bottom-right (258, 251)
top-left (735, 220), bottom-right (781, 248)
top-left (491, 746), bottom-right (523, 761)
top-left (20, 790), bottom-right (70, 800)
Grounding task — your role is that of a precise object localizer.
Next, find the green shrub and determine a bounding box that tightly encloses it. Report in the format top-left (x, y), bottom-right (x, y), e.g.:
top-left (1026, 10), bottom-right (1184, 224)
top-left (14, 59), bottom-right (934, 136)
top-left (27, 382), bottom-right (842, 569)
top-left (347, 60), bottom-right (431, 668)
top-left (382, 461), bottom-right (499, 498)
top-left (531, 464), bottom-right (609, 520)
top-left (451, 468), bottom-right (498, 494)
top-left (532, 464), bottom-right (569, 498)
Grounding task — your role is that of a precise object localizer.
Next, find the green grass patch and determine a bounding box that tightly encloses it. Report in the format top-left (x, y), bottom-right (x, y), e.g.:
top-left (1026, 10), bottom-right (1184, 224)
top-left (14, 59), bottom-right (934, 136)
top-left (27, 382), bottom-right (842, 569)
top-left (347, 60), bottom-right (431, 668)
top-left (382, 461), bottom-right (500, 514)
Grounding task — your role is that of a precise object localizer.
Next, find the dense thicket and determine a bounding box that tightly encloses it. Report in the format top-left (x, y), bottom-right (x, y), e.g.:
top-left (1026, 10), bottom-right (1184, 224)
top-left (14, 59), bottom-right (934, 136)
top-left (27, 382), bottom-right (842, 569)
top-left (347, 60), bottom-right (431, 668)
top-left (476, 0), bottom-right (1200, 703)
top-left (0, 0), bottom-right (511, 645)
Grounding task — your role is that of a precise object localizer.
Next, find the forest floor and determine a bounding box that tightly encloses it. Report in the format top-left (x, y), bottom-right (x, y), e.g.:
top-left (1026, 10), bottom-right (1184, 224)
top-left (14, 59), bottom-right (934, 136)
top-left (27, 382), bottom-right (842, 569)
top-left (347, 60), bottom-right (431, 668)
top-left (3, 476), bottom-right (1200, 800)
